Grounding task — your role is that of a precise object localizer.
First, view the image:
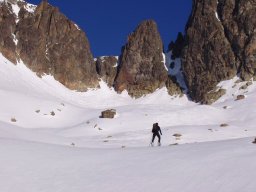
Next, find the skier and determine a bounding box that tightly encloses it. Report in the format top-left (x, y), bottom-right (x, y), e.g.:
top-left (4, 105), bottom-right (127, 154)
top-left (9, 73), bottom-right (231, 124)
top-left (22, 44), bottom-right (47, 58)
top-left (151, 123), bottom-right (162, 146)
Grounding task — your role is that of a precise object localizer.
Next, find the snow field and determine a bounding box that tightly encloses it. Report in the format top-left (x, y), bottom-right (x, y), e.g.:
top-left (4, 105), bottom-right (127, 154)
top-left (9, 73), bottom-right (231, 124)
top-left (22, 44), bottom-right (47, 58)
top-left (0, 138), bottom-right (256, 192)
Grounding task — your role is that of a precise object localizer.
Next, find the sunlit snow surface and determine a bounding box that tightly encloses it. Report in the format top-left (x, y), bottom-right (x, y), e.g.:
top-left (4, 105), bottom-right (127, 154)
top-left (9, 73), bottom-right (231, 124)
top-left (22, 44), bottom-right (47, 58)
top-left (0, 53), bottom-right (256, 192)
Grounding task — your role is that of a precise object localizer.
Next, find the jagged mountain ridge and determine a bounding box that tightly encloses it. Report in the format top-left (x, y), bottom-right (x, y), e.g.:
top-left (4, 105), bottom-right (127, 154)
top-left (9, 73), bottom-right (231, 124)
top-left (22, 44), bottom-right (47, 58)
top-left (0, 0), bottom-right (180, 97)
top-left (0, 0), bottom-right (255, 103)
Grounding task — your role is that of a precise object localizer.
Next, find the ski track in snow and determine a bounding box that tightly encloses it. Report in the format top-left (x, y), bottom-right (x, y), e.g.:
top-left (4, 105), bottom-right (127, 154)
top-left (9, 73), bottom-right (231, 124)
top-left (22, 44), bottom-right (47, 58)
top-left (0, 53), bottom-right (256, 191)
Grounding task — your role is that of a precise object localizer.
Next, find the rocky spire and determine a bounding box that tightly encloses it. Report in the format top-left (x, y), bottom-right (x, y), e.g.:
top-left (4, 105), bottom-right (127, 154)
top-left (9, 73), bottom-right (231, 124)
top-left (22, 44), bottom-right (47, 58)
top-left (114, 20), bottom-right (168, 97)
top-left (181, 0), bottom-right (238, 104)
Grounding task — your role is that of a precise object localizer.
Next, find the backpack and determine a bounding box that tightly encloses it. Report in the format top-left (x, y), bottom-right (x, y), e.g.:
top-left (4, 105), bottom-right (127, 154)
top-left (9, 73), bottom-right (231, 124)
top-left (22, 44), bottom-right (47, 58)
top-left (152, 123), bottom-right (158, 133)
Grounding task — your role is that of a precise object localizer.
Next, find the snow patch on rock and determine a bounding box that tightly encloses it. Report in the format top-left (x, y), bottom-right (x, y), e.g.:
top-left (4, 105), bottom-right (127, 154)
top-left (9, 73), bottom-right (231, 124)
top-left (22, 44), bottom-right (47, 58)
top-left (74, 23), bottom-right (81, 31)
top-left (162, 53), bottom-right (168, 71)
top-left (24, 2), bottom-right (36, 13)
top-left (12, 33), bottom-right (18, 45)
top-left (165, 51), bottom-right (187, 92)
top-left (4, 0), bottom-right (37, 23)
top-left (113, 56), bottom-right (119, 67)
top-left (215, 0), bottom-right (221, 21)
top-left (11, 3), bottom-right (20, 23)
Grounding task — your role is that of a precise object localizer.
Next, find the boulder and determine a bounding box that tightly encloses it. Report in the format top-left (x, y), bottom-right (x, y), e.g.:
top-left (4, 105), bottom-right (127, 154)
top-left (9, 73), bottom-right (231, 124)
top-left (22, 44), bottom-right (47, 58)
top-left (100, 109), bottom-right (116, 119)
top-left (236, 95), bottom-right (245, 101)
top-left (220, 123), bottom-right (229, 127)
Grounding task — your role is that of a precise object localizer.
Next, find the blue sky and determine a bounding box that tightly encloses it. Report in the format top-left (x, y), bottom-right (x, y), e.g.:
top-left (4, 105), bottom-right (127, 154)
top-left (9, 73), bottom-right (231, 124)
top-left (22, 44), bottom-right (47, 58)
top-left (26, 0), bottom-right (192, 57)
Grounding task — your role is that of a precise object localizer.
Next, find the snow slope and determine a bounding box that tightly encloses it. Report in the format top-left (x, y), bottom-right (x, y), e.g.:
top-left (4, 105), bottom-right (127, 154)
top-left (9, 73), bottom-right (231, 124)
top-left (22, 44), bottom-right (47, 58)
top-left (0, 53), bottom-right (256, 191)
top-left (1, 138), bottom-right (256, 192)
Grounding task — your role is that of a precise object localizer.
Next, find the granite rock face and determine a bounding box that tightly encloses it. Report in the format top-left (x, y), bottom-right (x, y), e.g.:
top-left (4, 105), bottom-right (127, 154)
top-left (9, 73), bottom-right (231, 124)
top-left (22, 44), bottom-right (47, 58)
top-left (0, 0), bottom-right (99, 91)
top-left (181, 0), bottom-right (238, 103)
top-left (96, 56), bottom-right (118, 87)
top-left (115, 20), bottom-right (168, 97)
top-left (179, 0), bottom-right (256, 104)
top-left (0, 2), bottom-right (16, 63)
top-left (217, 0), bottom-right (256, 81)
top-left (17, 0), bottom-right (99, 90)
top-left (165, 75), bottom-right (183, 96)
top-left (168, 32), bottom-right (185, 59)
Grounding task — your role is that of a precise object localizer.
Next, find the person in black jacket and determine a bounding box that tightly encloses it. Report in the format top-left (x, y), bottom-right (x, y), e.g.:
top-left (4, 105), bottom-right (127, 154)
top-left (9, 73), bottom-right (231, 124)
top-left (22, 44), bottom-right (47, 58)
top-left (151, 123), bottom-right (162, 146)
